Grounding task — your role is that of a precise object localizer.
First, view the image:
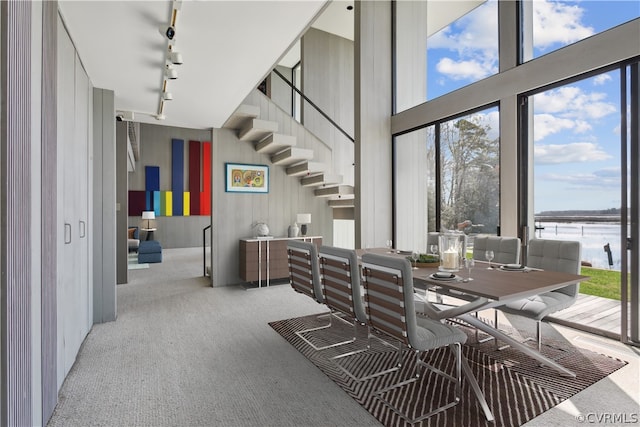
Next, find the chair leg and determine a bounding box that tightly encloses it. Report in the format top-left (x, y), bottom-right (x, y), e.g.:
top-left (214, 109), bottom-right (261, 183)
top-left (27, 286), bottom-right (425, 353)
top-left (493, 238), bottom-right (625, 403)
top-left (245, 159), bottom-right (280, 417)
top-left (295, 310), bottom-right (357, 351)
top-left (331, 328), bottom-right (403, 382)
top-left (372, 343), bottom-right (476, 424)
top-left (474, 311), bottom-right (496, 344)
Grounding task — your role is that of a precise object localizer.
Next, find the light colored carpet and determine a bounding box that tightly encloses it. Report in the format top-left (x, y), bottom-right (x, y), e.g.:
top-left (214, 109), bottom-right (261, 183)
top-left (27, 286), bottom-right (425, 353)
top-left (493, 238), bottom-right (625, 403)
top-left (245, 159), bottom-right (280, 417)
top-left (47, 248), bottom-right (640, 427)
top-left (48, 248), bottom-right (381, 427)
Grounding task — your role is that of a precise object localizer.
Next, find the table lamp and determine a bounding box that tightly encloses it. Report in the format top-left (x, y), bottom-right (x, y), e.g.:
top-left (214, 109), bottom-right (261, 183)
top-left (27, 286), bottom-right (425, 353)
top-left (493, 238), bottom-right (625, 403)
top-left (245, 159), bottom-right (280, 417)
top-left (142, 211), bottom-right (155, 229)
top-left (296, 213), bottom-right (311, 236)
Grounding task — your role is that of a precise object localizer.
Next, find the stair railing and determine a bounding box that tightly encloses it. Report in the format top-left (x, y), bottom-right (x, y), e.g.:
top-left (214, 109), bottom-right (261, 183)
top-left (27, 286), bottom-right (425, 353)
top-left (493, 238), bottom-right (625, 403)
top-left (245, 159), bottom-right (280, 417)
top-left (203, 224), bottom-right (212, 278)
top-left (272, 68), bottom-right (354, 143)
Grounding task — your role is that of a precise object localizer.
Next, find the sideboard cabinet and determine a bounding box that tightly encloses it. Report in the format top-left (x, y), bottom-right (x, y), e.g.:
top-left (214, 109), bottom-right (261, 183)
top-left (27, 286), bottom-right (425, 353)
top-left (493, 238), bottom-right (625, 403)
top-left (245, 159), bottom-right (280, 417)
top-left (239, 236), bottom-right (322, 287)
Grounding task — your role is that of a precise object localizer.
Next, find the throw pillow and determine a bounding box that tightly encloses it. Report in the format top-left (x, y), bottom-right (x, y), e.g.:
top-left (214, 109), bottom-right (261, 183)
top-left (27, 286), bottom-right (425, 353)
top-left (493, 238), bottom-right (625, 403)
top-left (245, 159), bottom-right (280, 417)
top-left (128, 228), bottom-right (136, 239)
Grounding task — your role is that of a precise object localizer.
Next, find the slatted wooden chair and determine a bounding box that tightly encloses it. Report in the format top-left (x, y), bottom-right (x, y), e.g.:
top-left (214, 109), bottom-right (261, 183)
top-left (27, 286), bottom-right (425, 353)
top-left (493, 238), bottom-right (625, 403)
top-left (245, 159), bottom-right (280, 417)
top-left (287, 240), bottom-right (354, 351)
top-left (318, 245), bottom-right (399, 380)
top-left (361, 252), bottom-right (478, 423)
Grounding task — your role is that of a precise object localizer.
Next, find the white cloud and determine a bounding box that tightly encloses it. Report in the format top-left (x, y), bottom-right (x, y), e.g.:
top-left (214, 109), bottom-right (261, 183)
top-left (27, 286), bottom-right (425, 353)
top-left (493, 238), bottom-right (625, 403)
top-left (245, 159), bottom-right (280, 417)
top-left (533, 113), bottom-right (578, 140)
top-left (538, 170), bottom-right (620, 190)
top-left (533, 0), bottom-right (594, 50)
top-left (435, 57), bottom-right (493, 80)
top-left (532, 86), bottom-right (617, 140)
top-left (534, 142), bottom-right (612, 164)
top-left (594, 74), bottom-right (612, 86)
top-left (428, 0), bottom-right (498, 53)
top-left (429, 0), bottom-right (596, 83)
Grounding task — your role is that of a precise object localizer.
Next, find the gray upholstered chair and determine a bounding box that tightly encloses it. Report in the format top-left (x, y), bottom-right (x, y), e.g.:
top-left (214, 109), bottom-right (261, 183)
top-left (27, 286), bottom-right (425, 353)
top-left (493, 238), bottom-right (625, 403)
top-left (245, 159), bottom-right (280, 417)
top-left (472, 235), bottom-right (521, 265)
top-left (470, 235), bottom-right (521, 343)
top-left (497, 239), bottom-right (582, 351)
top-left (360, 253), bottom-right (492, 423)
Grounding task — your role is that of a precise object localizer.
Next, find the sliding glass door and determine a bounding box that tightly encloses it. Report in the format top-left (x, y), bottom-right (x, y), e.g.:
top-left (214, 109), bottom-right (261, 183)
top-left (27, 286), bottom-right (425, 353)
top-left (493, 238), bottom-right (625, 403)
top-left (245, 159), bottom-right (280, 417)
top-left (523, 61), bottom-right (639, 343)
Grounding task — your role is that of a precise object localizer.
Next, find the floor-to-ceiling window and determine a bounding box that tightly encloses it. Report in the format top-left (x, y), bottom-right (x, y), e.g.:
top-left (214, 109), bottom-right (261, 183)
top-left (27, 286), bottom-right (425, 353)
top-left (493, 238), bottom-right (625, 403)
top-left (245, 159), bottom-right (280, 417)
top-left (394, 105), bottom-right (499, 253)
top-left (392, 0), bottom-right (639, 342)
top-left (524, 65), bottom-right (639, 339)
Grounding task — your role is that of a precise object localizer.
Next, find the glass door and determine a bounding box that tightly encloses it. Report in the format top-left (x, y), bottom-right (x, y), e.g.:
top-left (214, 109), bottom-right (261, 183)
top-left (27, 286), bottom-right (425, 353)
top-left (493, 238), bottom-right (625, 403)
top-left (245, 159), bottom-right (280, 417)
top-left (523, 61), bottom-right (639, 344)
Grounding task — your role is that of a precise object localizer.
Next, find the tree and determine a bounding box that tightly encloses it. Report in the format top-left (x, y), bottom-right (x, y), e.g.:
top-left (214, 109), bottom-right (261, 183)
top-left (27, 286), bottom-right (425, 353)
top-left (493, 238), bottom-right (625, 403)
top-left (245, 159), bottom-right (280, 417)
top-left (439, 116), bottom-right (499, 234)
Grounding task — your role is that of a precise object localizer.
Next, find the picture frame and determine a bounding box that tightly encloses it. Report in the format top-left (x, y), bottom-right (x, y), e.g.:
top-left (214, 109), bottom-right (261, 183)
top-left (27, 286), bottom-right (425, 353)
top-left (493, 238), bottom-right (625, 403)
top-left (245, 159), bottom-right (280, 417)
top-left (225, 163), bottom-right (269, 193)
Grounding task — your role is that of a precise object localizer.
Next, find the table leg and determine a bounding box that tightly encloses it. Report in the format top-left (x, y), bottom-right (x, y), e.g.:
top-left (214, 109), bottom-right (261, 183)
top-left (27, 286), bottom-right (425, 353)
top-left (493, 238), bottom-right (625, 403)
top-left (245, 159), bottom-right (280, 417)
top-left (460, 354), bottom-right (495, 422)
top-left (457, 313), bottom-right (576, 378)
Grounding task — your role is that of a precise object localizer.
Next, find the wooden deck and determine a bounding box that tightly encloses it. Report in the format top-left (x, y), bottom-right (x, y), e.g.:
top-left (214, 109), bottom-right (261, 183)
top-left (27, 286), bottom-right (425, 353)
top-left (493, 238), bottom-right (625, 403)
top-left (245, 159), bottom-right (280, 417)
top-left (546, 293), bottom-right (629, 339)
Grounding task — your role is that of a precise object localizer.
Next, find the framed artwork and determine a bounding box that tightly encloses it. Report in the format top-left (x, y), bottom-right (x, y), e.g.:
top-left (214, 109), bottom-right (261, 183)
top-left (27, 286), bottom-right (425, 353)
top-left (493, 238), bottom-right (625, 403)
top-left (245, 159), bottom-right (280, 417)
top-left (225, 163), bottom-right (269, 193)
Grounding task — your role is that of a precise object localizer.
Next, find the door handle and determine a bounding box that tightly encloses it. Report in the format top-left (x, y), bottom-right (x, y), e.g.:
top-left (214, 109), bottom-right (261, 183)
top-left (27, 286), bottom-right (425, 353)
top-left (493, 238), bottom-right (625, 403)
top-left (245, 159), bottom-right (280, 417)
top-left (64, 223), bottom-right (72, 244)
top-left (79, 220), bottom-right (86, 238)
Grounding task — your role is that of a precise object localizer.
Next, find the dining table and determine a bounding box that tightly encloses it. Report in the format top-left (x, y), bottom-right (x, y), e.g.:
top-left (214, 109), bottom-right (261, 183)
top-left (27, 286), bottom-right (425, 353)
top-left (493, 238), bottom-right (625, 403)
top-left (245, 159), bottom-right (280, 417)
top-left (357, 247), bottom-right (589, 379)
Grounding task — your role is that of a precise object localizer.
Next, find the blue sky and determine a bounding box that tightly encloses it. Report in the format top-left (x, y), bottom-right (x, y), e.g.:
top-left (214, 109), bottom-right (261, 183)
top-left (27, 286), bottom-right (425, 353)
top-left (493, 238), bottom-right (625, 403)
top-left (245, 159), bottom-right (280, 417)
top-left (426, 0), bottom-right (639, 213)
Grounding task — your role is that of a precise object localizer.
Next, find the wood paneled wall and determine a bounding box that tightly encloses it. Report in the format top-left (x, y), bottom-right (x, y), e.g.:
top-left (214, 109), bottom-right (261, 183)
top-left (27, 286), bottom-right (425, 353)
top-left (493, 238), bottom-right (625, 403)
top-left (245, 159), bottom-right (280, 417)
top-left (1, 1), bottom-right (33, 425)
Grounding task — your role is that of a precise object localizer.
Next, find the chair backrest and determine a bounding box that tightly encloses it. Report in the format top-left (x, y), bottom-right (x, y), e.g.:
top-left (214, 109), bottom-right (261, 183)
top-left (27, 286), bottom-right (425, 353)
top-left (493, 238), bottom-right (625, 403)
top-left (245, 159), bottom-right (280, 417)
top-left (287, 240), bottom-right (323, 303)
top-left (360, 253), bottom-right (421, 348)
top-left (318, 246), bottom-right (367, 324)
top-left (427, 232), bottom-right (440, 249)
top-left (527, 239), bottom-right (581, 297)
top-left (473, 235), bottom-right (521, 264)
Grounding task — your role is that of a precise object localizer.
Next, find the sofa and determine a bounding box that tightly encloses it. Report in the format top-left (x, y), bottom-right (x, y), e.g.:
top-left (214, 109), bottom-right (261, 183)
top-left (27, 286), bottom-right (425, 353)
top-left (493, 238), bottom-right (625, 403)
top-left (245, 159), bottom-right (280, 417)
top-left (138, 240), bottom-right (162, 263)
top-left (128, 226), bottom-right (140, 253)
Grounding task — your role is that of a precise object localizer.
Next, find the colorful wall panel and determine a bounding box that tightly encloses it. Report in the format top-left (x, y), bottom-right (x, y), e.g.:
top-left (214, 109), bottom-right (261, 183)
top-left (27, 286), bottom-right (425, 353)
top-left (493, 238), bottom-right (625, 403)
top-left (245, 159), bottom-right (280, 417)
top-left (189, 140), bottom-right (201, 215)
top-left (145, 166), bottom-right (160, 191)
top-left (152, 191), bottom-right (160, 217)
top-left (200, 141), bottom-right (211, 215)
top-left (172, 139), bottom-right (184, 216)
top-left (129, 139), bottom-right (210, 217)
top-left (183, 192), bottom-right (190, 216)
top-left (128, 190), bottom-right (146, 216)
top-left (161, 191), bottom-right (173, 216)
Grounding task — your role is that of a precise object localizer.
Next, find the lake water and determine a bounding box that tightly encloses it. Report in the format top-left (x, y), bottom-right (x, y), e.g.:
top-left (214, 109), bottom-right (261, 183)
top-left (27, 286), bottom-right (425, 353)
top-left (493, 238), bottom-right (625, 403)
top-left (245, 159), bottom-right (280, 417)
top-left (534, 222), bottom-right (625, 270)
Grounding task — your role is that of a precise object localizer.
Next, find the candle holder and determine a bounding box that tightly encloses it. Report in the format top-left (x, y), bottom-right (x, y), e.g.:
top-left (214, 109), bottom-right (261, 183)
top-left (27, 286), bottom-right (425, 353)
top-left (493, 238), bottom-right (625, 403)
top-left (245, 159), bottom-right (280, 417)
top-left (438, 231), bottom-right (467, 273)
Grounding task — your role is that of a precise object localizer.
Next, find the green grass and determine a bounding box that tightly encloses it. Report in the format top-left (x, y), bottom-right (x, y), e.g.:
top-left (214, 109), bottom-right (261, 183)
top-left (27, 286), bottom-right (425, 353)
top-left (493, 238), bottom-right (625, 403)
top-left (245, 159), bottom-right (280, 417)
top-left (579, 266), bottom-right (626, 301)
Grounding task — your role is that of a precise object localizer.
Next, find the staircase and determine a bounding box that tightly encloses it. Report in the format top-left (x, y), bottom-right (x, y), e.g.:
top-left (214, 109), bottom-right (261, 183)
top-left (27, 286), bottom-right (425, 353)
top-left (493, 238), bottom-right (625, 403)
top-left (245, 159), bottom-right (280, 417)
top-left (222, 96), bottom-right (355, 209)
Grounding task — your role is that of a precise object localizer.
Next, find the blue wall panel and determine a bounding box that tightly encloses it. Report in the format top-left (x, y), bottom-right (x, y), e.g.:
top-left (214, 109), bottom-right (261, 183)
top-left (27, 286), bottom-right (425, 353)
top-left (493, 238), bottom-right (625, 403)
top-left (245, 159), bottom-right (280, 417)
top-left (145, 166), bottom-right (160, 191)
top-left (171, 139), bottom-right (184, 216)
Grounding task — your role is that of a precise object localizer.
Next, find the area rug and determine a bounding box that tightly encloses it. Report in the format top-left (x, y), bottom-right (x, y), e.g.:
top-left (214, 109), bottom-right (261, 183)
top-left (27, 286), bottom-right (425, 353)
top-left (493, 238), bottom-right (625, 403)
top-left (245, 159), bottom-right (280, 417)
top-left (269, 313), bottom-right (627, 427)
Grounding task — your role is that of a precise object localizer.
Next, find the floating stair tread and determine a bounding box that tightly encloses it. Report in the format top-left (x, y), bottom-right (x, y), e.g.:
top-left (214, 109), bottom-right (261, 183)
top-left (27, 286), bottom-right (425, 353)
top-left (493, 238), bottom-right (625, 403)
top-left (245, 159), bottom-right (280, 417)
top-left (301, 174), bottom-right (343, 187)
top-left (271, 147), bottom-right (314, 166)
top-left (329, 198), bottom-right (355, 208)
top-left (255, 134), bottom-right (296, 154)
top-left (222, 104), bottom-right (260, 130)
top-left (286, 161), bottom-right (326, 177)
top-left (314, 185), bottom-right (354, 197)
top-left (238, 119), bottom-right (278, 142)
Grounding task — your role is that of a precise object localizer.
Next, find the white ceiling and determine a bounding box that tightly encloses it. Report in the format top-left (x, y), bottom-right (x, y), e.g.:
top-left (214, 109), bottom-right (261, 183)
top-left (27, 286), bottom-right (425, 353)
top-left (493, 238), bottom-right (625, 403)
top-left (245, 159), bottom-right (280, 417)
top-left (57, 0), bottom-right (480, 130)
top-left (58, 0), bottom-right (331, 129)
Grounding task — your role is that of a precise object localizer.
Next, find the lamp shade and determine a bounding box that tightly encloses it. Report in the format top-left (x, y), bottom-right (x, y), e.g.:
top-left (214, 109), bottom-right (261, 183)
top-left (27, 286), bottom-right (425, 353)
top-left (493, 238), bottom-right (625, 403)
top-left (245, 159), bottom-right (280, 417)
top-left (296, 213), bottom-right (311, 224)
top-left (142, 211), bottom-right (155, 220)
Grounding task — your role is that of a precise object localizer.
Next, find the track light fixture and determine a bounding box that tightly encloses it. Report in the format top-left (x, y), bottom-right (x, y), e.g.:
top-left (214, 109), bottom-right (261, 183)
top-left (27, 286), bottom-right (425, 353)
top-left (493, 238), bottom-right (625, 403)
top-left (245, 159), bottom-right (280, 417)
top-left (168, 51), bottom-right (183, 65)
top-left (162, 91), bottom-right (173, 101)
top-left (165, 65), bottom-right (178, 79)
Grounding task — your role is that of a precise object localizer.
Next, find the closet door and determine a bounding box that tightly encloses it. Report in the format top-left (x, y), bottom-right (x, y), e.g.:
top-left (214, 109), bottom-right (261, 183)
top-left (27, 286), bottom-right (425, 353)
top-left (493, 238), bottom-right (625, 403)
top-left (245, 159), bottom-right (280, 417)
top-left (56, 17), bottom-right (92, 386)
top-left (75, 53), bottom-right (92, 332)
